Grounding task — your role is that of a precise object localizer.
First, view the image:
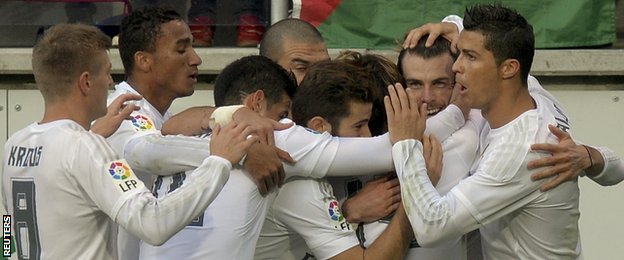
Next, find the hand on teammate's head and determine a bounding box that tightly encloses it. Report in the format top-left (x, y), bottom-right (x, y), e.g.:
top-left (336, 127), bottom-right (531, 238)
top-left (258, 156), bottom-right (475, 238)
top-left (402, 22), bottom-right (460, 53)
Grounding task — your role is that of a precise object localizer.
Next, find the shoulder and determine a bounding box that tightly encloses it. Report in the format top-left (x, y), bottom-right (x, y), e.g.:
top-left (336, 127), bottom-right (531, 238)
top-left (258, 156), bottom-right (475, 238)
top-left (274, 178), bottom-right (336, 215)
top-left (76, 130), bottom-right (120, 162)
top-left (275, 123), bottom-right (333, 148)
top-left (478, 116), bottom-right (538, 180)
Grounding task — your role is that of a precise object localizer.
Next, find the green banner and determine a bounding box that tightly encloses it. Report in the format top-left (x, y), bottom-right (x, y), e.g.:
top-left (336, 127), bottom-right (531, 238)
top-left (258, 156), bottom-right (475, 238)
top-left (294, 0), bottom-right (615, 49)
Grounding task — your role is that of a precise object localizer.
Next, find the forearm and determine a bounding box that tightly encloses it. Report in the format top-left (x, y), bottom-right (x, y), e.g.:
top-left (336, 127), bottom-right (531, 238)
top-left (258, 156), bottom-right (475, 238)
top-left (363, 206), bottom-right (413, 260)
top-left (161, 106), bottom-right (215, 136)
top-left (113, 156), bottom-right (230, 245)
top-left (587, 146), bottom-right (624, 185)
top-left (393, 139), bottom-right (469, 246)
top-left (324, 134), bottom-right (394, 177)
top-left (124, 133), bottom-right (211, 175)
top-left (425, 105), bottom-right (465, 142)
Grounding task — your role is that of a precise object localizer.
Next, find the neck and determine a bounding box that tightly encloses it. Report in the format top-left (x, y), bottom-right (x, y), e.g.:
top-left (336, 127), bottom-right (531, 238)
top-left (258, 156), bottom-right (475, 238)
top-left (41, 100), bottom-right (91, 130)
top-left (482, 81), bottom-right (535, 129)
top-left (127, 76), bottom-right (173, 115)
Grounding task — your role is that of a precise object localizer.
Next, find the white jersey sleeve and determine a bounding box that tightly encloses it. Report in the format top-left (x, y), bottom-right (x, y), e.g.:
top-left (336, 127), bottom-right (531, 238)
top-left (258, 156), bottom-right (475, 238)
top-left (2, 120), bottom-right (232, 259)
top-left (587, 146), bottom-right (624, 185)
top-left (107, 82), bottom-right (212, 177)
top-left (74, 133), bottom-right (231, 246)
top-left (121, 132), bottom-right (211, 175)
top-left (442, 14), bottom-right (464, 32)
top-left (275, 123), bottom-right (394, 178)
top-left (425, 104), bottom-right (466, 142)
top-left (527, 76), bottom-right (624, 186)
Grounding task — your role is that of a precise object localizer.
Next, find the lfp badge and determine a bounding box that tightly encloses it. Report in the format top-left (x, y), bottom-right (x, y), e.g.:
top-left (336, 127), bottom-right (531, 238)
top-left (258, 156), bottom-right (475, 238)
top-left (327, 200), bottom-right (344, 222)
top-left (108, 160), bottom-right (141, 193)
top-left (326, 199), bottom-right (350, 230)
top-left (131, 114), bottom-right (154, 131)
top-left (108, 161), bottom-right (132, 181)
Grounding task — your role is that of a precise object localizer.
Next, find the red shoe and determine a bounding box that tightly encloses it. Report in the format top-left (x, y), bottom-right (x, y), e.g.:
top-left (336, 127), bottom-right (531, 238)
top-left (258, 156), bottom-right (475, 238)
top-left (189, 16), bottom-right (214, 47)
top-left (237, 14), bottom-right (265, 47)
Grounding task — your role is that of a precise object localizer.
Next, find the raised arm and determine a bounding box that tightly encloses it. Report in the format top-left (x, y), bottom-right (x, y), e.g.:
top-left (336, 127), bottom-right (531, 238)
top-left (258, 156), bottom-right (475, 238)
top-left (161, 106), bottom-right (216, 136)
top-left (341, 134), bottom-right (443, 224)
top-left (277, 125), bottom-right (395, 178)
top-left (529, 125), bottom-right (624, 191)
top-left (81, 122), bottom-right (255, 245)
top-left (91, 93), bottom-right (142, 138)
top-left (403, 15), bottom-right (462, 52)
top-left (384, 83), bottom-right (553, 246)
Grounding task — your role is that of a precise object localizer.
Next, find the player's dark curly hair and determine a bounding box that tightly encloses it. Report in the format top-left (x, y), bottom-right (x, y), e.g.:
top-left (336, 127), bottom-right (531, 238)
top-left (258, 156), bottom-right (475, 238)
top-left (119, 6), bottom-right (182, 76)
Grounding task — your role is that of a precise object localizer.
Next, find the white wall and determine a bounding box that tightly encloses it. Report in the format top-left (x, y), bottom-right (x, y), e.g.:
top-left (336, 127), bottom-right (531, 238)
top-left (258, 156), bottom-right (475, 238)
top-left (550, 90), bottom-right (624, 259)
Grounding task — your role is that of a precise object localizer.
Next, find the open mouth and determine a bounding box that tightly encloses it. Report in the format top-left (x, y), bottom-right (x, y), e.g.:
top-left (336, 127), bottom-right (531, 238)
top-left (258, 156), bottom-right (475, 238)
top-left (189, 72), bottom-right (198, 82)
top-left (455, 81), bottom-right (467, 93)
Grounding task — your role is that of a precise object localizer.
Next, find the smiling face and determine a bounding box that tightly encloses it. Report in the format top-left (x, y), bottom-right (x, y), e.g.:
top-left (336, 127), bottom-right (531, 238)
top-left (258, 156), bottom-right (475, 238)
top-left (402, 53), bottom-right (454, 117)
top-left (276, 38), bottom-right (330, 85)
top-left (149, 20), bottom-right (202, 99)
top-left (334, 101), bottom-right (373, 137)
top-left (452, 30), bottom-right (502, 112)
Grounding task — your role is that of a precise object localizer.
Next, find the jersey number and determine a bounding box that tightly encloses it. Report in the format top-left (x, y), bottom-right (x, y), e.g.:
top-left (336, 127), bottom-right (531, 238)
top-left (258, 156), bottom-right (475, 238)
top-left (12, 179), bottom-right (41, 260)
top-left (152, 173), bottom-right (204, 227)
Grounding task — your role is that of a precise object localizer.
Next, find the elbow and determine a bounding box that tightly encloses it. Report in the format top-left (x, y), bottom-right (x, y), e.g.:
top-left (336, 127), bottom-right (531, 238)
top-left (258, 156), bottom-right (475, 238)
top-left (413, 233), bottom-right (444, 247)
top-left (132, 223), bottom-right (174, 246)
top-left (139, 232), bottom-right (172, 246)
top-left (412, 226), bottom-right (447, 247)
top-left (596, 179), bottom-right (622, 187)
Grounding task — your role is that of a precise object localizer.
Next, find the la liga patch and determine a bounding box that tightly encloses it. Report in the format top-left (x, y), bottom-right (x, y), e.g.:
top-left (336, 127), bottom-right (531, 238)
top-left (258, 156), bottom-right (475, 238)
top-left (106, 160), bottom-right (143, 193)
top-left (326, 199), bottom-right (350, 231)
top-left (108, 161), bottom-right (133, 181)
top-left (131, 114), bottom-right (154, 131)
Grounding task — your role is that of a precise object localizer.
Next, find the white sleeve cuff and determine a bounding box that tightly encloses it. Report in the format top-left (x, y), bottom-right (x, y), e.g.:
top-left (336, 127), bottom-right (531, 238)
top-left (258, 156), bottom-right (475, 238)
top-left (209, 105), bottom-right (245, 129)
top-left (441, 14), bottom-right (464, 33)
top-left (587, 145), bottom-right (624, 185)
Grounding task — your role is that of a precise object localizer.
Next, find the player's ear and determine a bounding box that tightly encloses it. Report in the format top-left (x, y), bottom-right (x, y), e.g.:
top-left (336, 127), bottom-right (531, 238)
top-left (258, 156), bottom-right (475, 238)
top-left (243, 90), bottom-right (266, 112)
top-left (134, 51), bottom-right (152, 73)
top-left (307, 116), bottom-right (332, 133)
top-left (500, 58), bottom-right (520, 80)
top-left (77, 71), bottom-right (91, 96)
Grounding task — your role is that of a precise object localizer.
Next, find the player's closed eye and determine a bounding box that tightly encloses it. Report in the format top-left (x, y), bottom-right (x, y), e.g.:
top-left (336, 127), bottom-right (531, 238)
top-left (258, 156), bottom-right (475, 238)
top-left (407, 81), bottom-right (423, 89)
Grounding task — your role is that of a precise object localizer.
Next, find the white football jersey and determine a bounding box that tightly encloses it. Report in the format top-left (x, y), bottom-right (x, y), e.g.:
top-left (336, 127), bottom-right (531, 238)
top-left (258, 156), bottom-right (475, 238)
top-left (142, 120), bottom-right (395, 259)
top-left (359, 110), bottom-right (481, 260)
top-left (141, 162), bottom-right (275, 260)
top-left (395, 79), bottom-right (581, 259)
top-left (107, 81), bottom-right (171, 186)
top-left (326, 105), bottom-right (478, 259)
top-left (107, 81), bottom-right (212, 260)
top-left (2, 120), bottom-right (231, 260)
top-left (256, 177), bottom-right (359, 260)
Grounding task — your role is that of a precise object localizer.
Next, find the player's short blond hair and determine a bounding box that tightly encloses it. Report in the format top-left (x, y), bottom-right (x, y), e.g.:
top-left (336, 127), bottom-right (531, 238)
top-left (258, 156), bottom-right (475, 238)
top-left (32, 23), bottom-right (111, 101)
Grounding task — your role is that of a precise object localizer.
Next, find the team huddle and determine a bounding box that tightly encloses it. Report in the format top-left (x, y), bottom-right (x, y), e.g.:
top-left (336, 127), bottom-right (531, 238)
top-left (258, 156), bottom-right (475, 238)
top-left (3, 4), bottom-right (624, 260)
